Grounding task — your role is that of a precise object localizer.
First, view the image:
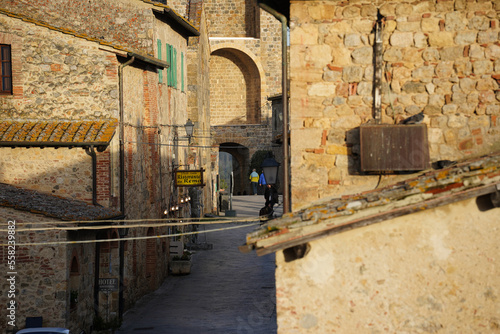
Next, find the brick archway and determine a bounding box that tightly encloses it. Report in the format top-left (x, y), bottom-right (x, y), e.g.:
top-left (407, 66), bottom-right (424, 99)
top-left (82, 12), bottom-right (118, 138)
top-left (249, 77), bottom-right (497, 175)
top-left (210, 47), bottom-right (263, 125)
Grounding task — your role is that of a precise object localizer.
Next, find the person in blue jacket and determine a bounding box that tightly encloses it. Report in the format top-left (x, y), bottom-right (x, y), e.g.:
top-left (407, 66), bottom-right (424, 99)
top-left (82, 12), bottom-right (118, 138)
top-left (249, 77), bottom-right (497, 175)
top-left (259, 171), bottom-right (266, 193)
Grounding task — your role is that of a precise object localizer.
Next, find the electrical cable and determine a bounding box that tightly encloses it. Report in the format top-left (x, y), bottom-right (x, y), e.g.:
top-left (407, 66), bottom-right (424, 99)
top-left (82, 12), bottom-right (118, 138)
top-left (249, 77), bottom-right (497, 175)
top-left (0, 222), bottom-right (260, 247)
top-left (0, 215), bottom-right (262, 228)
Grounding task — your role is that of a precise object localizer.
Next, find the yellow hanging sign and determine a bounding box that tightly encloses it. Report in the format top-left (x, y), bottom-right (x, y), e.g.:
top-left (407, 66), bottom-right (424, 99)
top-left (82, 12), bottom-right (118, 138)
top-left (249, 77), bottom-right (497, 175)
top-left (174, 169), bottom-right (205, 187)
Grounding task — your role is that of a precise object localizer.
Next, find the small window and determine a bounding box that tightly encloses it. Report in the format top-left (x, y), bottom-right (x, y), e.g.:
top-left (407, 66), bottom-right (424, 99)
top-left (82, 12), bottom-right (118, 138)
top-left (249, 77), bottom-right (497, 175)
top-left (1, 44), bottom-right (12, 94)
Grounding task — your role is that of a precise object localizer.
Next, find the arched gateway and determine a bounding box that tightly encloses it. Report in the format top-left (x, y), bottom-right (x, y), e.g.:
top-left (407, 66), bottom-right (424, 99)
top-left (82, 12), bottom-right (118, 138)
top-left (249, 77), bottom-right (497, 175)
top-left (210, 45), bottom-right (274, 196)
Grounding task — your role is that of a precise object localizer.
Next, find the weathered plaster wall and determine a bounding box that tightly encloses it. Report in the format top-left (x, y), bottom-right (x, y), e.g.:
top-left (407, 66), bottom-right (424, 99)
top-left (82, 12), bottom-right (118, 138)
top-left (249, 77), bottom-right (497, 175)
top-left (275, 198), bottom-right (500, 333)
top-left (289, 0), bottom-right (500, 210)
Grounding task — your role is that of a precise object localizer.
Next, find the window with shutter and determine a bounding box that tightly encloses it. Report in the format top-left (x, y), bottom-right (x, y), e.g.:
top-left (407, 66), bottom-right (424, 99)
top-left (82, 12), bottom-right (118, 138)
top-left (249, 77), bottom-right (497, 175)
top-left (1, 44), bottom-right (12, 94)
top-left (181, 52), bottom-right (184, 92)
top-left (157, 39), bottom-right (163, 83)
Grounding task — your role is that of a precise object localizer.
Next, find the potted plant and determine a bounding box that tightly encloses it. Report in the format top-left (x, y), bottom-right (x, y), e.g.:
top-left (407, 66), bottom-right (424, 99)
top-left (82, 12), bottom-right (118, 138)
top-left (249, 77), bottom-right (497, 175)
top-left (170, 251), bottom-right (192, 275)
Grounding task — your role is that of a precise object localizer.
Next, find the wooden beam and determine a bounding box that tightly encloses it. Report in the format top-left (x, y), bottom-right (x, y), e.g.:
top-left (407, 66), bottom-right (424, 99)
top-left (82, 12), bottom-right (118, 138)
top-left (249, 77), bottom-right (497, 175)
top-left (255, 183), bottom-right (499, 256)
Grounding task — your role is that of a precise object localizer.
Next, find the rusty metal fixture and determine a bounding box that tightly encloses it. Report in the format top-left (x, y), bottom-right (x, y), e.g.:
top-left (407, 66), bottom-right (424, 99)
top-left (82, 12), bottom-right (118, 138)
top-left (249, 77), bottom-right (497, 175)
top-left (360, 124), bottom-right (430, 173)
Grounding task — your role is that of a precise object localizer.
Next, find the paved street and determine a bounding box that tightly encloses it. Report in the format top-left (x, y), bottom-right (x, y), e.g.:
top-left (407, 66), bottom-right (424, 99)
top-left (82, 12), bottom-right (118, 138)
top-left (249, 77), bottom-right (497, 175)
top-left (116, 195), bottom-right (280, 334)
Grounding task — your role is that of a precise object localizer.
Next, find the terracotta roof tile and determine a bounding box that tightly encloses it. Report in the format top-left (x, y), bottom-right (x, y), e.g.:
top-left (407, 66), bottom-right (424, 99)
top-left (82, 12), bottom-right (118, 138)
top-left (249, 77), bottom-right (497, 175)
top-left (0, 119), bottom-right (118, 148)
top-left (246, 152), bottom-right (500, 255)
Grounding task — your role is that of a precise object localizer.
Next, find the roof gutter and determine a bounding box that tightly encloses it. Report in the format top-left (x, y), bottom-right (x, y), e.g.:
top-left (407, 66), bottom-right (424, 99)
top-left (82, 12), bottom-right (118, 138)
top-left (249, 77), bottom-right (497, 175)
top-left (127, 51), bottom-right (169, 69)
top-left (85, 145), bottom-right (99, 206)
top-left (0, 142), bottom-right (111, 150)
top-left (153, 7), bottom-right (200, 37)
top-left (259, 2), bottom-right (290, 214)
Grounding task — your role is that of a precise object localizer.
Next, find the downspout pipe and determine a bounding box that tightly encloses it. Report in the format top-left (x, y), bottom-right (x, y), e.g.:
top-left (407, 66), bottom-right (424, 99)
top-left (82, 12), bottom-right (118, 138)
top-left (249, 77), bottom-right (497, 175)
top-left (85, 145), bottom-right (98, 206)
top-left (119, 56), bottom-right (135, 214)
top-left (118, 55), bottom-right (135, 321)
top-left (259, 3), bottom-right (290, 214)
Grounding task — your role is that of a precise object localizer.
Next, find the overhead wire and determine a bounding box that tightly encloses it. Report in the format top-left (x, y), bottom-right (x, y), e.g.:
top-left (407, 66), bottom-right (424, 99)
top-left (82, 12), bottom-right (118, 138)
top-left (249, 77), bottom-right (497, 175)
top-left (0, 221), bottom-right (260, 247)
top-left (0, 215), bottom-right (263, 231)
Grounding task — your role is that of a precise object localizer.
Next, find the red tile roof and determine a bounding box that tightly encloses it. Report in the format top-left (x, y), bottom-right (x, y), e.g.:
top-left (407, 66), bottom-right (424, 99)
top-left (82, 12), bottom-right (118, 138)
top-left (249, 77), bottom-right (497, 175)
top-left (245, 152), bottom-right (500, 256)
top-left (0, 119), bottom-right (118, 149)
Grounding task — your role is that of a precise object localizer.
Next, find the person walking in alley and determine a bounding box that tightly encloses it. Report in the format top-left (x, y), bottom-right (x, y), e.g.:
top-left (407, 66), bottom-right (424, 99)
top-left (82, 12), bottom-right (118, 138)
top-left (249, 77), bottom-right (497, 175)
top-left (249, 169), bottom-right (259, 195)
top-left (264, 184), bottom-right (279, 209)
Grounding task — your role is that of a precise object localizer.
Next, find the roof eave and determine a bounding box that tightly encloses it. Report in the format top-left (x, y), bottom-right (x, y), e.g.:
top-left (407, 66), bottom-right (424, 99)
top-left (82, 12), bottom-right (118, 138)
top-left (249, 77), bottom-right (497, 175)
top-left (0, 141), bottom-right (112, 150)
top-left (250, 181), bottom-right (500, 256)
top-left (153, 7), bottom-right (200, 37)
top-left (127, 51), bottom-right (170, 68)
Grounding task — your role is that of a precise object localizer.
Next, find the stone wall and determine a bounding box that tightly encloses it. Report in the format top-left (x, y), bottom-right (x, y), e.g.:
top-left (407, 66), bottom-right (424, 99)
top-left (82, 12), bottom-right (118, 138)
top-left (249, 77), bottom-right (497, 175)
top-left (0, 0), bottom-right (155, 54)
top-left (67, 231), bottom-right (99, 333)
top-left (289, 0), bottom-right (500, 210)
top-left (213, 123), bottom-right (274, 194)
top-left (0, 17), bottom-right (119, 119)
top-left (0, 207), bottom-right (122, 334)
top-left (187, 6), bottom-right (219, 213)
top-left (275, 197), bottom-right (500, 333)
top-left (205, 3), bottom-right (283, 195)
top-left (204, 0), bottom-right (259, 37)
top-left (0, 148), bottom-right (94, 203)
top-left (0, 208), bottom-right (68, 330)
top-left (208, 8), bottom-right (284, 124)
top-left (0, 14), bottom-right (117, 203)
top-left (1, 0), bottom-right (196, 329)
top-left (210, 47), bottom-right (262, 125)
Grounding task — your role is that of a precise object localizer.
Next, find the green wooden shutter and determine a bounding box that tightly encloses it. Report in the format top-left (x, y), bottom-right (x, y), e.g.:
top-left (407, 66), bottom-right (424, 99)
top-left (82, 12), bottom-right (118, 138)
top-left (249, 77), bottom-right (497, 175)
top-left (157, 39), bottom-right (163, 83)
top-left (173, 48), bottom-right (177, 88)
top-left (181, 52), bottom-right (184, 92)
top-left (166, 44), bottom-right (171, 86)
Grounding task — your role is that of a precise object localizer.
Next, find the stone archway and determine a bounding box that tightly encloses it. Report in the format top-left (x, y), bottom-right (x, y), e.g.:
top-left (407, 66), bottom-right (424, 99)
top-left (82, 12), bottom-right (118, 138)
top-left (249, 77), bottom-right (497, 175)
top-left (219, 142), bottom-right (250, 195)
top-left (210, 48), bottom-right (262, 126)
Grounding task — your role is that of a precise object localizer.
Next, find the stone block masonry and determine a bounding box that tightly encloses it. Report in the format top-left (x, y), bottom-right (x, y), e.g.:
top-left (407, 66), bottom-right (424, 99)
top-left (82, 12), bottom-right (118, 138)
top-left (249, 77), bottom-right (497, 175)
top-left (0, 148), bottom-right (94, 203)
top-left (289, 0), bottom-right (500, 210)
top-left (0, 0), bottom-right (155, 55)
top-left (0, 208), bottom-right (68, 330)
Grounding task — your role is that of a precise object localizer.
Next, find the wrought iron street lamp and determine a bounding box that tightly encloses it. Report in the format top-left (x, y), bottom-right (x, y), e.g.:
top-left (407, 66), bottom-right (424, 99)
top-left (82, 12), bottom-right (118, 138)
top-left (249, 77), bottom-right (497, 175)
top-left (261, 156), bottom-right (280, 185)
top-left (184, 119), bottom-right (194, 143)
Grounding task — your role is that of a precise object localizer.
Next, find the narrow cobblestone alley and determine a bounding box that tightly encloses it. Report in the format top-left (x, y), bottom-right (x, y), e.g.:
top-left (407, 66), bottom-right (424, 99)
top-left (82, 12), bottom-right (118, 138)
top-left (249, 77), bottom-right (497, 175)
top-left (116, 196), bottom-right (278, 334)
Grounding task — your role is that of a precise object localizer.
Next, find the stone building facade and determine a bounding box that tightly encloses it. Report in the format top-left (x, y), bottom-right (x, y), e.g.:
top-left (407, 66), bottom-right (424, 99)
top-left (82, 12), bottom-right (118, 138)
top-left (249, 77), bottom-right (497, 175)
top-left (185, 0), bottom-right (220, 213)
top-left (242, 0), bottom-right (500, 332)
top-left (245, 153), bottom-right (500, 333)
top-left (0, 1), bottom-right (210, 332)
top-left (0, 183), bottom-right (121, 332)
top-left (288, 0), bottom-right (500, 210)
